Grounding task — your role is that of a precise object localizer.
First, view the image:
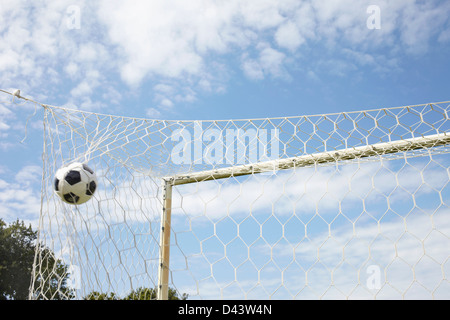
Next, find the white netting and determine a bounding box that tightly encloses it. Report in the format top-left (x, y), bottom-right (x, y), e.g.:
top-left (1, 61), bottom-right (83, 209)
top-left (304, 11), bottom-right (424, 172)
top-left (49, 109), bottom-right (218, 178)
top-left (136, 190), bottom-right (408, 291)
top-left (3, 91), bottom-right (449, 299)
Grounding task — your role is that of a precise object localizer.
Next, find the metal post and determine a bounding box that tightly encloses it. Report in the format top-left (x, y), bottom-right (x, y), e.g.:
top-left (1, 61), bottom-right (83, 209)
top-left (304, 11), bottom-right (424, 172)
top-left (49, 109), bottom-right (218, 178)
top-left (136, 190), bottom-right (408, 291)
top-left (157, 179), bottom-right (173, 300)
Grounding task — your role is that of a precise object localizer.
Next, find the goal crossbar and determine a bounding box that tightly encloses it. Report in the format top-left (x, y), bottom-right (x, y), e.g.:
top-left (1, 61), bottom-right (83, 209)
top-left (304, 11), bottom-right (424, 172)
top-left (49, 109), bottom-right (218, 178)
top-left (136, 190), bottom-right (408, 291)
top-left (164, 133), bottom-right (450, 186)
top-left (156, 132), bottom-right (450, 299)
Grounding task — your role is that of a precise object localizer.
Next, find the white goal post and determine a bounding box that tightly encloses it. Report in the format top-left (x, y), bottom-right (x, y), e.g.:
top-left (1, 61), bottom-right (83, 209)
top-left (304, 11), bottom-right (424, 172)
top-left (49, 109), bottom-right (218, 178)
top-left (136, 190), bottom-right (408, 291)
top-left (2, 89), bottom-right (449, 300)
top-left (157, 132), bottom-right (450, 299)
top-left (167, 133), bottom-right (450, 185)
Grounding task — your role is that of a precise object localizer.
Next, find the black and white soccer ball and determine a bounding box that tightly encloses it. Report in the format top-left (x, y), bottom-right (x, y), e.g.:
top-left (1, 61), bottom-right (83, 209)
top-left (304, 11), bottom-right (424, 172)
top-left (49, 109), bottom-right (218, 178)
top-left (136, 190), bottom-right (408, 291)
top-left (54, 162), bottom-right (97, 205)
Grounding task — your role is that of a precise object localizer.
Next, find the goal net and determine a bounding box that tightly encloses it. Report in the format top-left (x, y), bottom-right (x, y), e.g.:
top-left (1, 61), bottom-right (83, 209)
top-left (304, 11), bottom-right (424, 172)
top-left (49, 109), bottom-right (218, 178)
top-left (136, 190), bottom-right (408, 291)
top-left (4, 91), bottom-right (449, 299)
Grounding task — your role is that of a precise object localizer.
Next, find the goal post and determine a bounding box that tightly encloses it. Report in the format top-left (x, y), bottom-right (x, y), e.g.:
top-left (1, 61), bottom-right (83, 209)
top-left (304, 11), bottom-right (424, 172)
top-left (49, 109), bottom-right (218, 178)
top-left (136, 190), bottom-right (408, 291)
top-left (167, 133), bottom-right (450, 186)
top-left (2, 89), bottom-right (449, 300)
top-left (157, 180), bottom-right (173, 300)
top-left (156, 131), bottom-right (450, 299)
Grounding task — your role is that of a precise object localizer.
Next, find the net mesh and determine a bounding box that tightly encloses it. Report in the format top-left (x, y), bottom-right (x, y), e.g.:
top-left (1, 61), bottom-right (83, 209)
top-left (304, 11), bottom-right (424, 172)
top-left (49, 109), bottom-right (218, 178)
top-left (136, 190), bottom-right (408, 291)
top-left (3, 91), bottom-right (449, 299)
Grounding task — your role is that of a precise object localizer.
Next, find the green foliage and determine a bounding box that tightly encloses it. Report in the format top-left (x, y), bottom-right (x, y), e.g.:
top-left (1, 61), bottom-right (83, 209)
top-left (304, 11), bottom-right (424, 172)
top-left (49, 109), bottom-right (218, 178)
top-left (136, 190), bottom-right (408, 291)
top-left (125, 286), bottom-right (188, 300)
top-left (124, 287), bottom-right (157, 300)
top-left (0, 218), bottom-right (73, 300)
top-left (84, 287), bottom-right (188, 300)
top-left (0, 218), bottom-right (188, 300)
top-left (84, 291), bottom-right (119, 300)
top-left (0, 219), bottom-right (35, 299)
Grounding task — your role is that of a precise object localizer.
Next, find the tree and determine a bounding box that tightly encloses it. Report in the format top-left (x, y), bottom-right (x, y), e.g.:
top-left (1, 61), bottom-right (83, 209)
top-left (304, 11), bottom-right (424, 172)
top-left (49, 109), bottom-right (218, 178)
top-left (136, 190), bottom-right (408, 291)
top-left (84, 291), bottom-right (119, 300)
top-left (0, 219), bottom-right (35, 299)
top-left (124, 287), bottom-right (188, 300)
top-left (1, 219), bottom-right (187, 300)
top-left (0, 219), bottom-right (73, 300)
top-left (84, 287), bottom-right (188, 300)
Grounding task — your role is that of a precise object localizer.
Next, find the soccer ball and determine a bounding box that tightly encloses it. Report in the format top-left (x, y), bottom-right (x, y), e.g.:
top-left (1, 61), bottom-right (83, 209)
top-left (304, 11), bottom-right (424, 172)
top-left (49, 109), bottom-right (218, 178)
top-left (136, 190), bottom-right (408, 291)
top-left (54, 162), bottom-right (97, 205)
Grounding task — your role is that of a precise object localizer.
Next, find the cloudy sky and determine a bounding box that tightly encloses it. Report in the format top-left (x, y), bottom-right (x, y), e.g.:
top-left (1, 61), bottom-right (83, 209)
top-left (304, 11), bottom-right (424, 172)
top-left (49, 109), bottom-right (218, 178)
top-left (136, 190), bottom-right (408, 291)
top-left (2, 0), bottom-right (449, 223)
top-left (1, 0), bottom-right (450, 117)
top-left (1, 0), bottom-right (450, 299)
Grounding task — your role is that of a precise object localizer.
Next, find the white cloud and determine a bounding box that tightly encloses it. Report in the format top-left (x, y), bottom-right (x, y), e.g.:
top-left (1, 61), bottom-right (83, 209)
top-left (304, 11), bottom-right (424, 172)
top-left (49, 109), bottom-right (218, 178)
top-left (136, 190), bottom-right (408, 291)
top-left (0, 49), bottom-right (20, 73)
top-left (97, 0), bottom-right (204, 86)
top-left (241, 57), bottom-right (264, 80)
top-left (14, 165), bottom-right (41, 185)
top-left (70, 80), bottom-right (93, 98)
top-left (0, 165), bottom-right (42, 225)
top-left (2, 2), bottom-right (448, 75)
top-left (154, 84), bottom-right (175, 95)
top-left (170, 159), bottom-right (447, 222)
top-left (64, 62), bottom-right (79, 78)
top-left (259, 46), bottom-right (287, 78)
top-left (238, 0), bottom-right (287, 30)
top-left (1, 0), bottom-right (449, 115)
top-left (275, 21), bottom-right (304, 51)
top-left (76, 43), bottom-right (101, 63)
top-left (438, 29), bottom-right (450, 43)
top-left (399, 1), bottom-right (450, 53)
top-left (0, 179), bottom-right (8, 189)
top-left (146, 107), bottom-right (162, 119)
top-left (0, 121), bottom-right (10, 131)
top-left (241, 45), bottom-right (287, 80)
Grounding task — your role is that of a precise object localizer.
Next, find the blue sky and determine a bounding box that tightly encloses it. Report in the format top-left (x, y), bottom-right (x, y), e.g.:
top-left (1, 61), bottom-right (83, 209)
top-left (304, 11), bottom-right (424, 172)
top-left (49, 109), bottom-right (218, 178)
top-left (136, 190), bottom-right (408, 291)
top-left (1, 0), bottom-right (450, 299)
top-left (1, 0), bottom-right (450, 120)
top-left (0, 0), bottom-right (447, 219)
top-left (1, 1), bottom-right (449, 165)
